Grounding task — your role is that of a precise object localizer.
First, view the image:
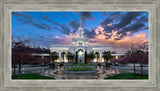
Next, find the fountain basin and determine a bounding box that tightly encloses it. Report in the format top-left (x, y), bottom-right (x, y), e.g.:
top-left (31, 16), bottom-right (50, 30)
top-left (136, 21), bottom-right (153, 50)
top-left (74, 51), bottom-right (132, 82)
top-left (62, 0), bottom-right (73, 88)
top-left (63, 69), bottom-right (98, 75)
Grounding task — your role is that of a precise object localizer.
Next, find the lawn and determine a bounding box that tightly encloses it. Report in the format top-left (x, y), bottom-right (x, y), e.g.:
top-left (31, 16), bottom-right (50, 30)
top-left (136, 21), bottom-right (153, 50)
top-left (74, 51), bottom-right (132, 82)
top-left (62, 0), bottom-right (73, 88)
top-left (12, 74), bottom-right (55, 79)
top-left (104, 73), bottom-right (148, 79)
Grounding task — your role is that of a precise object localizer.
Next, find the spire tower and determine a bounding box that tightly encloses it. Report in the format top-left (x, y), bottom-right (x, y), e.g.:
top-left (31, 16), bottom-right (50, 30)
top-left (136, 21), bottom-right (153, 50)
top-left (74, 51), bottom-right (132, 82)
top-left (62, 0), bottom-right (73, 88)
top-left (79, 16), bottom-right (83, 38)
top-left (80, 16), bottom-right (81, 27)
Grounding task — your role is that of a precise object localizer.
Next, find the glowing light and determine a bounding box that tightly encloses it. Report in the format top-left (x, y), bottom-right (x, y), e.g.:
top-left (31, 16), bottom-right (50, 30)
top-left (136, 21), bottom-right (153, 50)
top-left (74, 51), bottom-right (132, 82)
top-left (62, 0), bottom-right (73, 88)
top-left (111, 70), bottom-right (115, 74)
top-left (78, 51), bottom-right (84, 55)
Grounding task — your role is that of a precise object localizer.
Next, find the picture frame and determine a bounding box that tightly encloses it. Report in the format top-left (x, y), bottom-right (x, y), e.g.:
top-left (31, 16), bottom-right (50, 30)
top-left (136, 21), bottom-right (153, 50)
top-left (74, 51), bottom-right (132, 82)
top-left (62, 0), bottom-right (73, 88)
top-left (0, 0), bottom-right (159, 91)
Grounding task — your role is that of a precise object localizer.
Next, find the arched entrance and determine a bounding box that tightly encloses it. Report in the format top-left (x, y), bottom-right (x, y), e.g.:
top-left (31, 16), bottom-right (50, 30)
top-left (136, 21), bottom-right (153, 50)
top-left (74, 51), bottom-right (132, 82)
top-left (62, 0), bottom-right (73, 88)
top-left (77, 49), bottom-right (84, 63)
top-left (95, 52), bottom-right (100, 63)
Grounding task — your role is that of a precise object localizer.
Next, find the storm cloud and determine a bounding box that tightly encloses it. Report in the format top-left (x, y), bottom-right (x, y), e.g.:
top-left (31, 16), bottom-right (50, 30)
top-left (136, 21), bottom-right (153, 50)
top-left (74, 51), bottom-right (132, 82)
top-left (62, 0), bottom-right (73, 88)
top-left (100, 12), bottom-right (148, 39)
top-left (114, 12), bottom-right (140, 29)
top-left (13, 12), bottom-right (52, 30)
top-left (78, 12), bottom-right (94, 22)
top-left (100, 18), bottom-right (114, 33)
top-left (68, 20), bottom-right (80, 33)
top-left (118, 23), bottom-right (145, 34)
top-left (52, 22), bottom-right (71, 35)
top-left (84, 28), bottom-right (96, 38)
top-left (12, 11), bottom-right (148, 53)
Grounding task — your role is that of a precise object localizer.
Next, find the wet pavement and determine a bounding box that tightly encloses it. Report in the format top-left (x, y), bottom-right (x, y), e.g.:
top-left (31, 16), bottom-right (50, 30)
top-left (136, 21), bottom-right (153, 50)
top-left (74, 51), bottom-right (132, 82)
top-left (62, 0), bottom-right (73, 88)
top-left (12, 64), bottom-right (148, 79)
top-left (40, 66), bottom-right (120, 79)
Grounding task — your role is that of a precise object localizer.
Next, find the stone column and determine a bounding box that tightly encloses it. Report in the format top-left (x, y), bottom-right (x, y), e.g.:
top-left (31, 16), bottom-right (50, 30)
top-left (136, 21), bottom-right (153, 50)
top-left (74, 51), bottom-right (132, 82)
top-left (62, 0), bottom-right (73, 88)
top-left (64, 54), bottom-right (67, 63)
top-left (116, 55), bottom-right (118, 59)
top-left (99, 52), bottom-right (102, 63)
top-left (66, 59), bottom-right (68, 63)
top-left (93, 58), bottom-right (96, 63)
top-left (41, 55), bottom-right (44, 63)
top-left (41, 55), bottom-right (44, 59)
top-left (59, 52), bottom-right (61, 63)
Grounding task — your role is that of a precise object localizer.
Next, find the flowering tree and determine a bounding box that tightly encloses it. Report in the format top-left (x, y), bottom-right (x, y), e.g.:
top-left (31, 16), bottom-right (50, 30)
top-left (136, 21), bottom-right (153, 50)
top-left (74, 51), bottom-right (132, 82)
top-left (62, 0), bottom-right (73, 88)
top-left (124, 42), bottom-right (148, 78)
top-left (42, 57), bottom-right (51, 64)
top-left (12, 40), bottom-right (36, 79)
top-left (137, 42), bottom-right (148, 75)
top-left (117, 57), bottom-right (129, 64)
top-left (12, 52), bottom-right (20, 78)
top-left (125, 44), bottom-right (140, 79)
top-left (31, 47), bottom-right (50, 53)
top-left (140, 52), bottom-right (148, 75)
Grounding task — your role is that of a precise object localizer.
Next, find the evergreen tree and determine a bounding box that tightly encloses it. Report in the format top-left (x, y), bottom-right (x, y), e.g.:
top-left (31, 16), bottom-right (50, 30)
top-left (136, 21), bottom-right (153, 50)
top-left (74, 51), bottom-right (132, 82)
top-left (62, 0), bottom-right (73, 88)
top-left (75, 51), bottom-right (78, 64)
top-left (50, 51), bottom-right (59, 63)
top-left (85, 51), bottom-right (87, 64)
top-left (66, 52), bottom-right (75, 63)
top-left (87, 52), bottom-right (96, 63)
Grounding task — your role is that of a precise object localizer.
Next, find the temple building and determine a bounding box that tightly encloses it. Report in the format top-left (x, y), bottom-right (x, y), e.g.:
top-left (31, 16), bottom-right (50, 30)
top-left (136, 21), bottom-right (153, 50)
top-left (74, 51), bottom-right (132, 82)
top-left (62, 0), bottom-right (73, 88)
top-left (49, 19), bottom-right (112, 63)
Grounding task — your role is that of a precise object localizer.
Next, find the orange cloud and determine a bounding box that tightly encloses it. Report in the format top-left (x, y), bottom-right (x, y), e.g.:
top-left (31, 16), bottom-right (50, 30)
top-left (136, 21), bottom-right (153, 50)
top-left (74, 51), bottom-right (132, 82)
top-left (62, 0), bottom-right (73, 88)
top-left (53, 26), bottom-right (148, 53)
top-left (52, 33), bottom-right (78, 45)
top-left (89, 26), bottom-right (148, 53)
top-left (54, 36), bottom-right (60, 39)
top-left (62, 33), bottom-right (78, 44)
top-left (107, 23), bottom-right (112, 26)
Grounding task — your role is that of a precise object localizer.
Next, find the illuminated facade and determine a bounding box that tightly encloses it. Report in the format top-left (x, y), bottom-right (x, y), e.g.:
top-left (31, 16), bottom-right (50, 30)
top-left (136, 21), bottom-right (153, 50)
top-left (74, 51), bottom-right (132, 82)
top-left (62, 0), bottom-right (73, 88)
top-left (49, 20), bottom-right (111, 63)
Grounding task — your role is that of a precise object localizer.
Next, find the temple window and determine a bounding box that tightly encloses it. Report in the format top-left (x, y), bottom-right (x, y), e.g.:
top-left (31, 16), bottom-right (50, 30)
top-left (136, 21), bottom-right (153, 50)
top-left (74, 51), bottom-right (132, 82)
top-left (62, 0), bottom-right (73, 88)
top-left (78, 42), bottom-right (83, 46)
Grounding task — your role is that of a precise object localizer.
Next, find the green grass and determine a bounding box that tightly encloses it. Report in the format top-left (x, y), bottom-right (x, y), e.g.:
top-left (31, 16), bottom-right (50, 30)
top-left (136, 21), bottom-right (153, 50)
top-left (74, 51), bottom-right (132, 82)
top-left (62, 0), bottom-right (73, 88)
top-left (104, 73), bottom-right (148, 79)
top-left (65, 67), bottom-right (95, 71)
top-left (12, 74), bottom-right (55, 79)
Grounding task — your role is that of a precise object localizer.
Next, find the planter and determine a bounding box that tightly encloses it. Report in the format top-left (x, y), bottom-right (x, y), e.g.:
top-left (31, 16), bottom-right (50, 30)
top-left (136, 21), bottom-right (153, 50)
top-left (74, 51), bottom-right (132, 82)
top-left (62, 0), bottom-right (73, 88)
top-left (63, 69), bottom-right (98, 75)
top-left (64, 65), bottom-right (97, 68)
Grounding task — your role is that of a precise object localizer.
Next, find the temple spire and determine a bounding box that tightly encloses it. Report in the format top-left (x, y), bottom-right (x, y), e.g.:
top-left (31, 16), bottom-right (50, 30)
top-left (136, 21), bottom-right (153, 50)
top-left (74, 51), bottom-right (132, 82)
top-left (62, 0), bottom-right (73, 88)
top-left (79, 16), bottom-right (83, 38)
top-left (80, 16), bottom-right (81, 27)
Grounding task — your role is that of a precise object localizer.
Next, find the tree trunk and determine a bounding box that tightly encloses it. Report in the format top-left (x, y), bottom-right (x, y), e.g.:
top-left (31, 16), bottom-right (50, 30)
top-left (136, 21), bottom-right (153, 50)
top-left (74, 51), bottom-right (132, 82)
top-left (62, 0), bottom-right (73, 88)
top-left (13, 64), bottom-right (16, 78)
top-left (141, 64), bottom-right (143, 75)
top-left (133, 63), bottom-right (136, 79)
top-left (18, 60), bottom-right (21, 79)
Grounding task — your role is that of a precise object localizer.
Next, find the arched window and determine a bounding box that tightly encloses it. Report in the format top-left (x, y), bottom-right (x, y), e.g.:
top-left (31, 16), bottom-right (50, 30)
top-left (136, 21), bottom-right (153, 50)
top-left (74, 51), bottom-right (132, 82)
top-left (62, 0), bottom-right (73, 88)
top-left (78, 42), bottom-right (82, 46)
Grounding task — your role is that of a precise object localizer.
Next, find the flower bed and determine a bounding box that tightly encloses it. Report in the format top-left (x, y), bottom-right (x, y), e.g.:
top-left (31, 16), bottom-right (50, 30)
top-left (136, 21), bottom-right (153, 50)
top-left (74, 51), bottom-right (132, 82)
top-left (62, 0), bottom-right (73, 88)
top-left (66, 63), bottom-right (96, 66)
top-left (65, 67), bottom-right (95, 71)
top-left (63, 64), bottom-right (98, 74)
top-left (63, 67), bottom-right (98, 74)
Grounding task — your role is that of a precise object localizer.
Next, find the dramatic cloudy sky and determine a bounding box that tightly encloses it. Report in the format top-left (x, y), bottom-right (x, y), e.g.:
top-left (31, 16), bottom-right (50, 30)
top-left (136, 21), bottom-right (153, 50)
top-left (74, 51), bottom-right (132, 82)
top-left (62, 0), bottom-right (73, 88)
top-left (12, 11), bottom-right (148, 53)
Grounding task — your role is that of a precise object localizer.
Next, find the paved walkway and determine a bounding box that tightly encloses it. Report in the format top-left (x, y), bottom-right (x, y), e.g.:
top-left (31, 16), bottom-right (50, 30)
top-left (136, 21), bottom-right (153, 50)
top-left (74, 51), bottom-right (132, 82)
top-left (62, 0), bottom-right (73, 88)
top-left (12, 64), bottom-right (148, 79)
top-left (111, 66), bottom-right (148, 74)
